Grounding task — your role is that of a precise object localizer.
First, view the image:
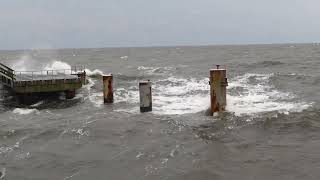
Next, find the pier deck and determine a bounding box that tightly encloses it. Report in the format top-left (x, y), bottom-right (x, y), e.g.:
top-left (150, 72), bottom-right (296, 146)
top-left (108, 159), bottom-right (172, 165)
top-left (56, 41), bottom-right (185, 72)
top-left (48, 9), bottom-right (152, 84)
top-left (0, 63), bottom-right (86, 99)
top-left (15, 73), bottom-right (78, 81)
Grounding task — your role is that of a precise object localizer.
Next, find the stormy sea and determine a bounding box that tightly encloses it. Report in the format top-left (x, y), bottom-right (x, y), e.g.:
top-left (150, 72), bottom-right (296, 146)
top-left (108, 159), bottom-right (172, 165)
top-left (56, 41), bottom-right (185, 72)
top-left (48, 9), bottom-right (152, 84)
top-left (0, 44), bottom-right (319, 180)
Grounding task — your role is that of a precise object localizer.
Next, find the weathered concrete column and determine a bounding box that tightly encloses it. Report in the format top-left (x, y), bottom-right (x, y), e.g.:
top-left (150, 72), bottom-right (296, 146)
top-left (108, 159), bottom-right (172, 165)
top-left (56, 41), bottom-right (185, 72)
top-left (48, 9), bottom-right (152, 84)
top-left (103, 74), bottom-right (113, 103)
top-left (65, 89), bottom-right (76, 99)
top-left (139, 80), bottom-right (152, 112)
top-left (209, 65), bottom-right (228, 115)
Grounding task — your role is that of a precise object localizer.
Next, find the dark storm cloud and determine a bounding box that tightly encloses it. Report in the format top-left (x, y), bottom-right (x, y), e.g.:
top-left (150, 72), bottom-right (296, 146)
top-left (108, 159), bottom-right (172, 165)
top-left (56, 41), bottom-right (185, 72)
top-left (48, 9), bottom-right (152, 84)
top-left (0, 0), bottom-right (320, 49)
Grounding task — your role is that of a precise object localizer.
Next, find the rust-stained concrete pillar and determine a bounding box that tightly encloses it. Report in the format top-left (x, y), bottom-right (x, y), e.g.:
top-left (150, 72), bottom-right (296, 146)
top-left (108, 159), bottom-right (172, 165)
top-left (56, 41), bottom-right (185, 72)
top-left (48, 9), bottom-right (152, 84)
top-left (139, 80), bottom-right (152, 112)
top-left (103, 74), bottom-right (113, 103)
top-left (209, 65), bottom-right (228, 115)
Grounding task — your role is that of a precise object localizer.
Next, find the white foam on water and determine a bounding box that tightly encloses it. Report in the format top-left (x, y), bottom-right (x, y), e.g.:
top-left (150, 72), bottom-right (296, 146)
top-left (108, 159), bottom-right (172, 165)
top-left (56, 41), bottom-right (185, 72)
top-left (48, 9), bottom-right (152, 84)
top-left (227, 73), bottom-right (312, 116)
top-left (83, 78), bottom-right (95, 91)
top-left (114, 77), bottom-right (209, 115)
top-left (44, 61), bottom-right (106, 77)
top-left (137, 66), bottom-right (176, 75)
top-left (113, 73), bottom-right (312, 116)
top-left (12, 108), bottom-right (39, 115)
top-left (81, 78), bottom-right (103, 107)
top-left (0, 168), bottom-right (6, 179)
top-left (152, 78), bottom-right (209, 115)
top-left (114, 87), bottom-right (139, 103)
top-left (88, 92), bottom-right (104, 107)
top-left (120, 56), bottom-right (128, 60)
top-left (30, 101), bottom-right (44, 107)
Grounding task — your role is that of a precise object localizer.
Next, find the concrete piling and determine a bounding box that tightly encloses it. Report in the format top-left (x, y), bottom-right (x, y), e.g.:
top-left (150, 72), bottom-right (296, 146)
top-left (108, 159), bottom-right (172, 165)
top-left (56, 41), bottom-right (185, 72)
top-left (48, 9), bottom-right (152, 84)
top-left (65, 89), bottom-right (76, 99)
top-left (139, 80), bottom-right (152, 112)
top-left (209, 65), bottom-right (228, 115)
top-left (103, 74), bottom-right (113, 103)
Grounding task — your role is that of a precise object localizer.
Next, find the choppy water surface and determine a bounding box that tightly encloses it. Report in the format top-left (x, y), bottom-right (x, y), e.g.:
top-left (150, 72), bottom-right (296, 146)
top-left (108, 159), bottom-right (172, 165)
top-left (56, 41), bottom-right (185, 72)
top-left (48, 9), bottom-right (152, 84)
top-left (0, 44), bottom-right (319, 179)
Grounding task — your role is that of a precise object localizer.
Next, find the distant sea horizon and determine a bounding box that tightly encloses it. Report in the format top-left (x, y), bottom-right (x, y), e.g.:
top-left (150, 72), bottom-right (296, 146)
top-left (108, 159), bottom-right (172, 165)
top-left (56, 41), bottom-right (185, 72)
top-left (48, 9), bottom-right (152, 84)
top-left (1, 42), bottom-right (320, 51)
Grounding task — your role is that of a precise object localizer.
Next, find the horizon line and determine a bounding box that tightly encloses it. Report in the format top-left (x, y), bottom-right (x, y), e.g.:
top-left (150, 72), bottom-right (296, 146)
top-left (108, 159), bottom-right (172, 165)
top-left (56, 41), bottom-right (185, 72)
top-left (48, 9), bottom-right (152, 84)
top-left (1, 42), bottom-right (320, 52)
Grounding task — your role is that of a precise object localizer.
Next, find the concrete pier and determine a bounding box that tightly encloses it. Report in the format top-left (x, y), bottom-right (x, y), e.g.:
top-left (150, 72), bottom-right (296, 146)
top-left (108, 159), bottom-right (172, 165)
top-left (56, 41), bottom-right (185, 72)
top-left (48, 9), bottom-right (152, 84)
top-left (103, 74), bottom-right (113, 103)
top-left (139, 80), bottom-right (152, 112)
top-left (209, 65), bottom-right (228, 115)
top-left (0, 63), bottom-right (85, 103)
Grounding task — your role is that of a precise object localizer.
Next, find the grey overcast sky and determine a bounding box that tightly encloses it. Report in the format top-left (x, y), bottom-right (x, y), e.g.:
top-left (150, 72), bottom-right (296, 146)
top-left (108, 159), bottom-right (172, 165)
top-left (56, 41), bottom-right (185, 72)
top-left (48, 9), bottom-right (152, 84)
top-left (0, 0), bottom-right (320, 50)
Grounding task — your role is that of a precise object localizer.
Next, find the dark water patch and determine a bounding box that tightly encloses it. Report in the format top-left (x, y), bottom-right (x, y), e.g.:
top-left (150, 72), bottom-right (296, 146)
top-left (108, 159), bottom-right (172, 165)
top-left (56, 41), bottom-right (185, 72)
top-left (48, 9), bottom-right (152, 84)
top-left (259, 60), bottom-right (284, 66)
top-left (0, 128), bottom-right (33, 140)
top-left (28, 128), bottom-right (63, 142)
top-left (167, 170), bottom-right (221, 180)
top-left (0, 93), bottom-right (83, 111)
top-left (191, 113), bottom-right (244, 142)
top-left (116, 74), bottom-right (148, 81)
top-left (241, 60), bottom-right (285, 69)
top-left (255, 108), bottom-right (320, 132)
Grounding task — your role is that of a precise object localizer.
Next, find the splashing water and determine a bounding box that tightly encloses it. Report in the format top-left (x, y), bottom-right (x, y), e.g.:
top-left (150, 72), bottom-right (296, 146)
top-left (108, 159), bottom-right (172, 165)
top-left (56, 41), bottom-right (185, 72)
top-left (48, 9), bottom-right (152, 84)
top-left (85, 69), bottom-right (105, 77)
top-left (227, 73), bottom-right (312, 116)
top-left (113, 73), bottom-right (312, 116)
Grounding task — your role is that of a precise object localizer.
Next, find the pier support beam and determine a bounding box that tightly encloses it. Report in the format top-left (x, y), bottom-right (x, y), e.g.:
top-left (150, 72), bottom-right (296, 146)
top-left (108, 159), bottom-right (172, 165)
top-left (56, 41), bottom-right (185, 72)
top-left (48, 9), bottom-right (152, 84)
top-left (103, 74), bottom-right (113, 103)
top-left (139, 80), bottom-right (152, 113)
top-left (78, 71), bottom-right (87, 85)
top-left (65, 90), bottom-right (76, 99)
top-left (16, 93), bottom-right (34, 104)
top-left (209, 65), bottom-right (228, 115)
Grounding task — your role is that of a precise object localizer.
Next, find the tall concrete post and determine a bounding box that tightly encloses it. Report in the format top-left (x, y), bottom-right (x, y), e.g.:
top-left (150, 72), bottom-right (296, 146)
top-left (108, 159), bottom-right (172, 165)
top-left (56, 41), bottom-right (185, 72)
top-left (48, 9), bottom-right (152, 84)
top-left (139, 80), bottom-right (152, 112)
top-left (103, 74), bottom-right (113, 103)
top-left (209, 65), bottom-right (228, 115)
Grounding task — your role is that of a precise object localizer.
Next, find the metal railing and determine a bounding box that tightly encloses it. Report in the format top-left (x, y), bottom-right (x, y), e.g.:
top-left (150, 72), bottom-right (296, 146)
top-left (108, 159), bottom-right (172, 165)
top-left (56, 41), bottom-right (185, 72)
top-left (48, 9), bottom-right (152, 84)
top-left (0, 63), bottom-right (14, 79)
top-left (13, 66), bottom-right (86, 81)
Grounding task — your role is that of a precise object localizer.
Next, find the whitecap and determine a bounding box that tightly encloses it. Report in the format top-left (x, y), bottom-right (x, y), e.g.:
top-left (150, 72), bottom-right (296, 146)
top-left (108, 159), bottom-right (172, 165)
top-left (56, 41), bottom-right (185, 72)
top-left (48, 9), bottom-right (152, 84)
top-left (88, 92), bottom-right (104, 107)
top-left (120, 56), bottom-right (128, 60)
top-left (30, 101), bottom-right (44, 107)
top-left (227, 73), bottom-right (312, 116)
top-left (12, 108), bottom-right (39, 115)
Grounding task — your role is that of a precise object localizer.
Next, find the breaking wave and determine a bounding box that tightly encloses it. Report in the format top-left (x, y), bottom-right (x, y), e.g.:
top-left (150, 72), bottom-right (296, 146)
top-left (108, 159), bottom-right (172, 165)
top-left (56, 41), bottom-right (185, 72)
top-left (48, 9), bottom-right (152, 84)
top-left (137, 66), bottom-right (177, 75)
